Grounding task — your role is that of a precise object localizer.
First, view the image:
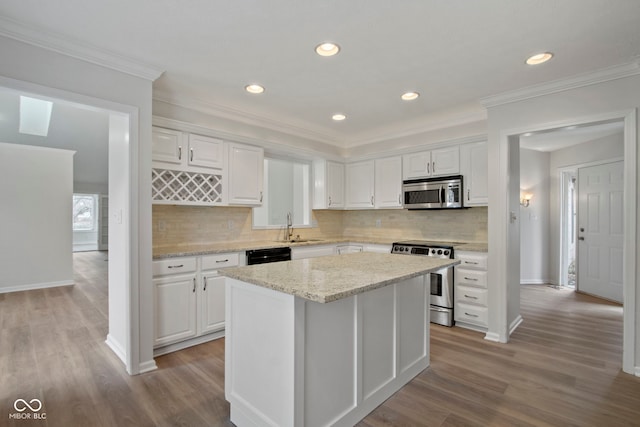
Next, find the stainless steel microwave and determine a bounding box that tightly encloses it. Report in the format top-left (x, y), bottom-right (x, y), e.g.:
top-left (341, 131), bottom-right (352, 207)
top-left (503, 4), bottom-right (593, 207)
top-left (402, 175), bottom-right (464, 209)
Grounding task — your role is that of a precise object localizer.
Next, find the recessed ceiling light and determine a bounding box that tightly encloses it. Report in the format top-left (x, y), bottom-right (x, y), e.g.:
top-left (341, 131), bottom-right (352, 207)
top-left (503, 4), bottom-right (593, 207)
top-left (525, 52), bottom-right (553, 65)
top-left (315, 42), bottom-right (340, 57)
top-left (401, 92), bottom-right (420, 101)
top-left (332, 113), bottom-right (346, 121)
top-left (245, 84), bottom-right (265, 94)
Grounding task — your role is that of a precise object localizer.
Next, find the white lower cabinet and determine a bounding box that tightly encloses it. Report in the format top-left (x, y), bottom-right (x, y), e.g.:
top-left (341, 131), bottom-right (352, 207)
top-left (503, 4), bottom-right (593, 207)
top-left (153, 252), bottom-right (241, 354)
top-left (336, 244), bottom-right (363, 254)
top-left (291, 245), bottom-right (336, 260)
top-left (454, 251), bottom-right (489, 331)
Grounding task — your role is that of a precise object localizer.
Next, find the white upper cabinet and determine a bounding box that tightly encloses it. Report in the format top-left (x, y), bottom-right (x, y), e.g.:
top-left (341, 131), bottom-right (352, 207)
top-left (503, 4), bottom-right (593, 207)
top-left (188, 134), bottom-right (224, 169)
top-left (402, 146), bottom-right (460, 180)
top-left (460, 141), bottom-right (488, 206)
top-left (313, 160), bottom-right (345, 209)
top-left (227, 142), bottom-right (264, 206)
top-left (152, 127), bottom-right (184, 166)
top-left (346, 160), bottom-right (375, 209)
top-left (374, 156), bottom-right (403, 209)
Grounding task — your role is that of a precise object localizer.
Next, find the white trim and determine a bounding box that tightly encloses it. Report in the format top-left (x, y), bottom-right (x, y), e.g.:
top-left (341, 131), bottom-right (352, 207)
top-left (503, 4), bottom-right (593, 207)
top-left (484, 331), bottom-right (501, 342)
top-left (635, 366), bottom-right (640, 377)
top-left (0, 141), bottom-right (76, 156)
top-left (153, 330), bottom-right (225, 357)
top-left (0, 280), bottom-right (73, 294)
top-left (520, 280), bottom-right (547, 285)
top-left (480, 60), bottom-right (640, 108)
top-left (138, 360), bottom-right (158, 374)
top-left (509, 314), bottom-right (524, 336)
top-left (105, 334), bottom-right (127, 365)
top-left (0, 16), bottom-right (163, 81)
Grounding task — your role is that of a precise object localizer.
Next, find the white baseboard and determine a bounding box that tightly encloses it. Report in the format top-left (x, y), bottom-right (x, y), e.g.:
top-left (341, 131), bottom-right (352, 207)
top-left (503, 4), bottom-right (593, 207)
top-left (138, 360), bottom-right (158, 374)
top-left (520, 279), bottom-right (547, 285)
top-left (509, 315), bottom-right (524, 335)
top-left (0, 280), bottom-right (74, 294)
top-left (105, 334), bottom-right (127, 365)
top-left (635, 366), bottom-right (640, 377)
top-left (484, 331), bottom-right (501, 342)
top-left (153, 330), bottom-right (225, 357)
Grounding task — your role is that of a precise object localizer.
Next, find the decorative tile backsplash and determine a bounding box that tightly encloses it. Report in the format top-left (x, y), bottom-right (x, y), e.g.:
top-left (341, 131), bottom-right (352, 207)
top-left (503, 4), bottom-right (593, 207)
top-left (152, 205), bottom-right (487, 247)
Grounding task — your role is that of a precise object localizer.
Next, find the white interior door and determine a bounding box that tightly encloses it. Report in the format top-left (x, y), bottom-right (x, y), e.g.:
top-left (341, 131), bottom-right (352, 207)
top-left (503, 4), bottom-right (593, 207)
top-left (577, 161), bottom-right (624, 303)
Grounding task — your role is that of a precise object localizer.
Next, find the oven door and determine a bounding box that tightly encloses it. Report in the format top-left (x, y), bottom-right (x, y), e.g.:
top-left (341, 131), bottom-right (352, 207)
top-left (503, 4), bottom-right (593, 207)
top-left (429, 266), bottom-right (453, 309)
top-left (403, 182), bottom-right (442, 209)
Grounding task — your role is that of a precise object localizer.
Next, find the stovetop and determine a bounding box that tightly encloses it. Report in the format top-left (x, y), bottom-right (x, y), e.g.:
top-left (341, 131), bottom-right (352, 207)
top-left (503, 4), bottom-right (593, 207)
top-left (391, 240), bottom-right (455, 258)
top-left (392, 240), bottom-right (455, 249)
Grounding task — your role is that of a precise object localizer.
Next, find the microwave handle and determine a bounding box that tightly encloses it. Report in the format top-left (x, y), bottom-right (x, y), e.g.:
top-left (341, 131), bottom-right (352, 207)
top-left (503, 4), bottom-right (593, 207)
top-left (439, 185), bottom-right (445, 205)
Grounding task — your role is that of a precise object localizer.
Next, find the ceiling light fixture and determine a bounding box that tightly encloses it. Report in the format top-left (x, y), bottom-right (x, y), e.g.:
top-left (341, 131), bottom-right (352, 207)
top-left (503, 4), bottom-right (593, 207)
top-left (245, 84), bottom-right (265, 94)
top-left (315, 42), bottom-right (340, 57)
top-left (525, 52), bottom-right (553, 65)
top-left (19, 95), bottom-right (53, 137)
top-left (401, 92), bottom-right (420, 101)
top-left (332, 113), bottom-right (346, 121)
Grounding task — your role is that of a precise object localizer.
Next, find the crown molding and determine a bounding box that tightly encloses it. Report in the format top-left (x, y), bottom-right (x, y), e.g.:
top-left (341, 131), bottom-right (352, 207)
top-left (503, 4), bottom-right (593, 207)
top-left (0, 16), bottom-right (163, 81)
top-left (153, 91), bottom-right (344, 146)
top-left (480, 59), bottom-right (640, 108)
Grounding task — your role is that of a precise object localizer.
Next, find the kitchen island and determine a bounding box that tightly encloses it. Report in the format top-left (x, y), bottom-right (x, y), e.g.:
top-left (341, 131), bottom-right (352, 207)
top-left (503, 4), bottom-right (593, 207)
top-left (220, 252), bottom-right (459, 427)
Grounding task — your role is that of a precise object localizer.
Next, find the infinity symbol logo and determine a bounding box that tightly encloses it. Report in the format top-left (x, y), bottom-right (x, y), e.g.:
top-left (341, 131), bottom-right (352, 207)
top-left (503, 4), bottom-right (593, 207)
top-left (14, 398), bottom-right (43, 412)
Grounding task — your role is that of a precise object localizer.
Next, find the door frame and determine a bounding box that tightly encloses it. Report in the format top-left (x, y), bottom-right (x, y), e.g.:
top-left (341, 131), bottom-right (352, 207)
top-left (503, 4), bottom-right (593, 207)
top-left (491, 108), bottom-right (637, 375)
top-left (558, 167), bottom-right (577, 288)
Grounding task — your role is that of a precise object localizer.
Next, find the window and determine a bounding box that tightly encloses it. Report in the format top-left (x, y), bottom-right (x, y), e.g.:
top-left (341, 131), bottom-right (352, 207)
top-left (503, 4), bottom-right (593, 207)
top-left (73, 194), bottom-right (98, 231)
top-left (253, 157), bottom-right (311, 228)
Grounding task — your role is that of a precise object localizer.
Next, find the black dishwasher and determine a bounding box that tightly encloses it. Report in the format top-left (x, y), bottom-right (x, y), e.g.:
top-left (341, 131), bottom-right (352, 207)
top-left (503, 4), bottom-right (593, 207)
top-left (246, 247), bottom-right (292, 265)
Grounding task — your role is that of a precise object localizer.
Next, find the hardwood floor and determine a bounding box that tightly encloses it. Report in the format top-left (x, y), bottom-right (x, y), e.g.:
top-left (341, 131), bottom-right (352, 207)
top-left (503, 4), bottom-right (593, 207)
top-left (1, 254), bottom-right (639, 426)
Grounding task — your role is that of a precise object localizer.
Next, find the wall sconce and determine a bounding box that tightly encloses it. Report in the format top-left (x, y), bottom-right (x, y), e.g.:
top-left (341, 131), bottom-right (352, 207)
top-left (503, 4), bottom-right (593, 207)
top-left (520, 193), bottom-right (533, 208)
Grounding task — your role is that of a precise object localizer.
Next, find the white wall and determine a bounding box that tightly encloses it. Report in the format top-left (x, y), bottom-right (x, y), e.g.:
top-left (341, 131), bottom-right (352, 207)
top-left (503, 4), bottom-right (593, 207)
top-left (548, 133), bottom-right (624, 284)
top-left (486, 72), bottom-right (640, 374)
top-left (0, 143), bottom-right (74, 292)
top-left (520, 148), bottom-right (550, 284)
top-left (0, 35), bottom-right (155, 374)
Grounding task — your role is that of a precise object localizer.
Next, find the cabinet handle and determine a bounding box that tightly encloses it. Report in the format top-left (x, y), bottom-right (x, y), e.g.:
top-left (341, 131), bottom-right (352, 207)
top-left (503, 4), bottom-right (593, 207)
top-left (178, 146), bottom-right (182, 160)
top-left (464, 261), bottom-right (479, 265)
top-left (190, 147), bottom-right (194, 162)
top-left (260, 191), bottom-right (263, 202)
top-left (467, 189), bottom-right (470, 201)
top-left (192, 278), bottom-right (196, 293)
top-left (216, 259), bottom-right (229, 263)
top-left (464, 294), bottom-right (478, 299)
top-left (398, 193), bottom-right (402, 205)
top-left (167, 264), bottom-right (184, 269)
top-left (465, 312), bottom-right (479, 318)
top-left (371, 195), bottom-right (374, 206)
top-left (203, 277), bottom-right (207, 291)
top-left (432, 161), bottom-right (435, 174)
top-left (427, 162), bottom-right (430, 174)
top-left (464, 277), bottom-right (479, 281)
top-left (328, 196), bottom-right (332, 206)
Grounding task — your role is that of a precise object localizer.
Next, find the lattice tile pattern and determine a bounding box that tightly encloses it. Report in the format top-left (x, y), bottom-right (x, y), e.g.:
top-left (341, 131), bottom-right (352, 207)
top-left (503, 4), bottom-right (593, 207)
top-left (152, 168), bottom-right (223, 204)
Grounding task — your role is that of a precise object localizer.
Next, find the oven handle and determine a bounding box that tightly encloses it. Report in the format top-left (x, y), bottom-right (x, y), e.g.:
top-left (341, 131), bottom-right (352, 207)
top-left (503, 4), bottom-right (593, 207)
top-left (430, 306), bottom-right (451, 312)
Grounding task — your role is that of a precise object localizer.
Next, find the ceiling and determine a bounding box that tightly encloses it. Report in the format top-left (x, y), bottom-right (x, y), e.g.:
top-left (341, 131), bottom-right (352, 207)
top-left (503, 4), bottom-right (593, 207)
top-left (1, 1), bottom-right (640, 148)
top-left (519, 121), bottom-right (624, 152)
top-left (0, 88), bottom-right (109, 186)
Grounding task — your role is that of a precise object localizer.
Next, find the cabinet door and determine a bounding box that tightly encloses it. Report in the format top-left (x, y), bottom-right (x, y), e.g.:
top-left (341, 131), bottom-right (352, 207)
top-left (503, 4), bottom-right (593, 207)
top-left (403, 151), bottom-right (431, 180)
top-left (346, 160), bottom-right (375, 209)
top-left (327, 161), bottom-right (345, 208)
top-left (374, 156), bottom-right (402, 208)
top-left (152, 127), bottom-right (184, 165)
top-left (228, 143), bottom-right (264, 205)
top-left (291, 245), bottom-right (336, 260)
top-left (153, 274), bottom-right (197, 347)
top-left (200, 273), bottom-right (226, 335)
top-left (188, 134), bottom-right (224, 169)
top-left (431, 146), bottom-right (460, 176)
top-left (460, 141), bottom-right (488, 206)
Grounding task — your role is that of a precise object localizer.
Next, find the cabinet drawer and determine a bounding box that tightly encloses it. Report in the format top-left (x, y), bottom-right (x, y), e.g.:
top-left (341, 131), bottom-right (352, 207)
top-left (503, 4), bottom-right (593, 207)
top-left (456, 269), bottom-right (487, 288)
top-left (201, 253), bottom-right (239, 270)
top-left (456, 285), bottom-right (488, 306)
top-left (153, 257), bottom-right (197, 276)
top-left (456, 253), bottom-right (488, 270)
top-left (455, 302), bottom-right (488, 326)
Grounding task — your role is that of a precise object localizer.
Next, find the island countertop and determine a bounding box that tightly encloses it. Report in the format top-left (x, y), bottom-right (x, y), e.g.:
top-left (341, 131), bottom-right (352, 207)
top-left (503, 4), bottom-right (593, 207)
top-left (219, 252), bottom-right (459, 303)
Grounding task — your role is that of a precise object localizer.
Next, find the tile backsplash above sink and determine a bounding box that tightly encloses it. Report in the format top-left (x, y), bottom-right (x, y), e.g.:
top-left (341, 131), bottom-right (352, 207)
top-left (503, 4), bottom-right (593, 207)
top-left (152, 205), bottom-right (487, 248)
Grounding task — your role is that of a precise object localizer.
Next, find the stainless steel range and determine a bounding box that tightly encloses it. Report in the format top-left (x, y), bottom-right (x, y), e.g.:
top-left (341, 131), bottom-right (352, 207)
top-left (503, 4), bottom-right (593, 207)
top-left (392, 241), bottom-right (455, 326)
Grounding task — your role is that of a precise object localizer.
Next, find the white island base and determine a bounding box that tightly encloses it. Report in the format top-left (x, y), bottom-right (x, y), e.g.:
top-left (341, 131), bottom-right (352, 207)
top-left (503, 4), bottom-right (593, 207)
top-left (225, 275), bottom-right (430, 427)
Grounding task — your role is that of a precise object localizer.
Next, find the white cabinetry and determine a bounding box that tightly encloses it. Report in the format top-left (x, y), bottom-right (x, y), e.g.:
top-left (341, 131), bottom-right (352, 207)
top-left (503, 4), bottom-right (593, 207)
top-left (187, 134), bottom-right (224, 169)
top-left (153, 252), bottom-right (241, 355)
top-left (313, 160), bottom-right (345, 209)
top-left (227, 143), bottom-right (264, 206)
top-left (152, 127), bottom-right (184, 165)
top-left (362, 243), bottom-right (392, 253)
top-left (346, 160), bottom-right (375, 209)
top-left (336, 244), bottom-right (363, 254)
top-left (374, 156), bottom-right (403, 208)
top-left (454, 251), bottom-right (489, 331)
top-left (460, 141), bottom-right (488, 206)
top-left (403, 146), bottom-right (459, 180)
top-left (152, 127), bottom-right (224, 170)
top-left (291, 245), bottom-right (336, 260)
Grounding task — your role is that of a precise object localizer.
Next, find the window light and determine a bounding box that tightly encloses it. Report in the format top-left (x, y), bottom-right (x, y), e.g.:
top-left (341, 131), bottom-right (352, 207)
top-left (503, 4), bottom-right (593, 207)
top-left (19, 96), bottom-right (53, 136)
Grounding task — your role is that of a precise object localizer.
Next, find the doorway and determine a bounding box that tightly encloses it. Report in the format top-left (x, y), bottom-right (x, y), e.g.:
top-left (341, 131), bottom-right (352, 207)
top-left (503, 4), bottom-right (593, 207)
top-left (560, 170), bottom-right (577, 288)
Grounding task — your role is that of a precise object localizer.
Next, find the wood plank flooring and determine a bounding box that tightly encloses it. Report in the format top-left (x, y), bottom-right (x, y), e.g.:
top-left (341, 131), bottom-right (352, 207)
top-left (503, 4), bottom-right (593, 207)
top-left (1, 252), bottom-right (639, 426)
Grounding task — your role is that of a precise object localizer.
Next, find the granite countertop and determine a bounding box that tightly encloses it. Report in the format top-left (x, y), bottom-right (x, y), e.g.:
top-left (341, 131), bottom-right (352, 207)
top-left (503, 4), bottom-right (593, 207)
top-left (219, 252), bottom-right (459, 303)
top-left (153, 238), bottom-right (487, 259)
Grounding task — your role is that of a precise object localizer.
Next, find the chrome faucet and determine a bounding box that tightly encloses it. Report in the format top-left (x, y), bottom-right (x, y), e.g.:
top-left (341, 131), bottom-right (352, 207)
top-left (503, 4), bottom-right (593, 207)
top-left (286, 212), bottom-right (294, 241)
